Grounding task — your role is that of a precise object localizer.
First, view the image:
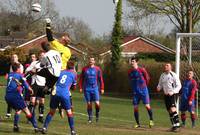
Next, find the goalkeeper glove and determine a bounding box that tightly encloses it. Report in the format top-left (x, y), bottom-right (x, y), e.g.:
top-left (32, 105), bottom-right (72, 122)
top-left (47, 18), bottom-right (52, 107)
top-left (45, 18), bottom-right (51, 25)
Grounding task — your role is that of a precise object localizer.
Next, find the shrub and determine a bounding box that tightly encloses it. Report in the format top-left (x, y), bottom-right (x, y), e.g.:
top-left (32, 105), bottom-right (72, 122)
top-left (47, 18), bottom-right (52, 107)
top-left (103, 59), bottom-right (171, 98)
top-left (0, 48), bottom-right (27, 75)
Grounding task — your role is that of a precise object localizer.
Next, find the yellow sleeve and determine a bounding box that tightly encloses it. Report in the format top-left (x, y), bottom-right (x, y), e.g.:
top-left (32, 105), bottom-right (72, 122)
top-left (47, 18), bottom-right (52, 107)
top-left (50, 40), bottom-right (71, 69)
top-left (50, 40), bottom-right (65, 52)
top-left (61, 47), bottom-right (71, 69)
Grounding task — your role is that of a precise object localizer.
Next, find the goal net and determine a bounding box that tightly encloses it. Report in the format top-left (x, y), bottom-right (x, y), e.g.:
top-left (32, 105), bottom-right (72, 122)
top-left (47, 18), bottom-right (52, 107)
top-left (176, 33), bottom-right (200, 116)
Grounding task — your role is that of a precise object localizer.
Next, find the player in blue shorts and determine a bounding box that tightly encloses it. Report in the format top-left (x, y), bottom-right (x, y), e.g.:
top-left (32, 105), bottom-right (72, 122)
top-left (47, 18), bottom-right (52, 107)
top-left (5, 63), bottom-right (39, 132)
top-left (128, 56), bottom-right (154, 128)
top-left (79, 57), bottom-right (104, 123)
top-left (180, 70), bottom-right (198, 128)
top-left (41, 61), bottom-right (77, 135)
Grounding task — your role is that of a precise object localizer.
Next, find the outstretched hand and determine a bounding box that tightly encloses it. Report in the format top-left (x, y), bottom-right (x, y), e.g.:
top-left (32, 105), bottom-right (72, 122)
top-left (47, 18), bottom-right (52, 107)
top-left (45, 18), bottom-right (51, 24)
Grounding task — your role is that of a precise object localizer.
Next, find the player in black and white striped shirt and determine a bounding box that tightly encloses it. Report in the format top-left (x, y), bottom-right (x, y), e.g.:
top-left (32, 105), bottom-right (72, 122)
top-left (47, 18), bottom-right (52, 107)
top-left (37, 42), bottom-right (62, 93)
top-left (157, 63), bottom-right (181, 132)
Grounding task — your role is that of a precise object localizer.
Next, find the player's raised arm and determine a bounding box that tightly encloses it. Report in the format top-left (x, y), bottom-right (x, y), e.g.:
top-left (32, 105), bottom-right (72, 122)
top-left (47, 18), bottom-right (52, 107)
top-left (46, 18), bottom-right (54, 42)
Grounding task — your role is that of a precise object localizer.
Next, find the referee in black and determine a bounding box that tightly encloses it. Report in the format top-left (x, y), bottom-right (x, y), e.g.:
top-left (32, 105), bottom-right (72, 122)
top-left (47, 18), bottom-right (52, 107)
top-left (157, 63), bottom-right (182, 132)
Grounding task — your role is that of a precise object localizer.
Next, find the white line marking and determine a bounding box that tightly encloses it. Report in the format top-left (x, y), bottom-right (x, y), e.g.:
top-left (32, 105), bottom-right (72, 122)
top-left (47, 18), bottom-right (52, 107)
top-left (0, 99), bottom-right (133, 123)
top-left (74, 112), bottom-right (133, 123)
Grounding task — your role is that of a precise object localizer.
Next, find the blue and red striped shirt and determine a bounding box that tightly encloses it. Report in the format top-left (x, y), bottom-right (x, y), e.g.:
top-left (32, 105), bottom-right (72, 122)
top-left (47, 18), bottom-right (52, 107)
top-left (181, 79), bottom-right (197, 102)
top-left (6, 72), bottom-right (29, 96)
top-left (128, 67), bottom-right (150, 93)
top-left (55, 69), bottom-right (77, 97)
top-left (79, 66), bottom-right (104, 91)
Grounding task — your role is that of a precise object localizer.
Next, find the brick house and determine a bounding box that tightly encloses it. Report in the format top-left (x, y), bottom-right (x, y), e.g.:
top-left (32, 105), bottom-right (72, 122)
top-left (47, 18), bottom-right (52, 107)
top-left (16, 35), bottom-right (93, 71)
top-left (0, 34), bottom-right (94, 72)
top-left (0, 37), bottom-right (27, 51)
top-left (17, 35), bottom-right (86, 57)
top-left (99, 36), bottom-right (175, 63)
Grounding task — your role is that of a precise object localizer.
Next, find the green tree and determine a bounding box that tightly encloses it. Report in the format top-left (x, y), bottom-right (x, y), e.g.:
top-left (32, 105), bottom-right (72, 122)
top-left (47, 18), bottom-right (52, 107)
top-left (111, 0), bottom-right (123, 69)
top-left (127, 0), bottom-right (200, 33)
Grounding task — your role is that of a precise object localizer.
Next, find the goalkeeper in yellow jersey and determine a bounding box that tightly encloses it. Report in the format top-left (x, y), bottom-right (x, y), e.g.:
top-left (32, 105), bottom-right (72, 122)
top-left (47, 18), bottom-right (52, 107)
top-left (46, 18), bottom-right (72, 118)
top-left (45, 18), bottom-right (71, 70)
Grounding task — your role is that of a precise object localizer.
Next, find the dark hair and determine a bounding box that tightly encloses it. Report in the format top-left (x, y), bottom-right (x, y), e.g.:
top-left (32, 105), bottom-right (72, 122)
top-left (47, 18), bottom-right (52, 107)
top-left (29, 53), bottom-right (36, 56)
top-left (41, 41), bottom-right (50, 52)
top-left (38, 50), bottom-right (45, 55)
top-left (131, 56), bottom-right (139, 62)
top-left (187, 69), bottom-right (193, 73)
top-left (12, 63), bottom-right (20, 72)
top-left (62, 33), bottom-right (70, 38)
top-left (67, 61), bottom-right (75, 69)
top-left (88, 54), bottom-right (96, 59)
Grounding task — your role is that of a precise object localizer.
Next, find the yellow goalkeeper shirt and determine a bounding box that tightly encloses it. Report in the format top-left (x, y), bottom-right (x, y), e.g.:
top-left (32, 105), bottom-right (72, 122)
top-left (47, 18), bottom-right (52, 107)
top-left (50, 40), bottom-right (71, 70)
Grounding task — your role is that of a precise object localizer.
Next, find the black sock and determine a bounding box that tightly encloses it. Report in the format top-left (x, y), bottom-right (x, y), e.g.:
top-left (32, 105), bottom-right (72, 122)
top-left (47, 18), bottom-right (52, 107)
top-left (95, 105), bottom-right (100, 119)
top-left (169, 112), bottom-right (174, 125)
top-left (7, 104), bottom-right (12, 114)
top-left (39, 103), bottom-right (44, 118)
top-left (146, 108), bottom-right (153, 120)
top-left (134, 109), bottom-right (139, 125)
top-left (172, 111), bottom-right (180, 127)
top-left (29, 102), bottom-right (35, 114)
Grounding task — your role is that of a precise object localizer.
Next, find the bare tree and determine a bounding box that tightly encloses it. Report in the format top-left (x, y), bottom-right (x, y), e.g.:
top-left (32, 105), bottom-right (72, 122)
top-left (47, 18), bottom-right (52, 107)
top-left (124, 14), bottom-right (165, 36)
top-left (54, 16), bottom-right (93, 44)
top-left (54, 16), bottom-right (75, 33)
top-left (127, 0), bottom-right (200, 33)
top-left (0, 0), bottom-right (58, 35)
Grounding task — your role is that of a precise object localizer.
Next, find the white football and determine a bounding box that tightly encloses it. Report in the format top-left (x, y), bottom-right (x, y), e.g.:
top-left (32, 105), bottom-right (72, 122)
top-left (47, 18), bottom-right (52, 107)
top-left (113, 0), bottom-right (119, 4)
top-left (32, 3), bottom-right (41, 12)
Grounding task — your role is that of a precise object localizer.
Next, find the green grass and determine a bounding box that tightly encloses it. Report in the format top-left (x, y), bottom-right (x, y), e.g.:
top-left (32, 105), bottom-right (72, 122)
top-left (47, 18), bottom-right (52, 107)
top-left (0, 75), bottom-right (6, 86)
top-left (0, 86), bottom-right (200, 135)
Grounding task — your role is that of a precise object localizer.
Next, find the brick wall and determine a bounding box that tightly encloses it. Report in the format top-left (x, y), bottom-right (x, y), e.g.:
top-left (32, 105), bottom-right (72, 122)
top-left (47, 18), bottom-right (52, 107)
top-left (19, 36), bottom-right (47, 53)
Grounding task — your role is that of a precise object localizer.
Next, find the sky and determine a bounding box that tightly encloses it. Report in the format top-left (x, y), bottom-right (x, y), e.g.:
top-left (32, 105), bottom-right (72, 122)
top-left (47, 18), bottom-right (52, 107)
top-left (54, 0), bottom-right (127, 36)
top-left (53, 0), bottom-right (173, 36)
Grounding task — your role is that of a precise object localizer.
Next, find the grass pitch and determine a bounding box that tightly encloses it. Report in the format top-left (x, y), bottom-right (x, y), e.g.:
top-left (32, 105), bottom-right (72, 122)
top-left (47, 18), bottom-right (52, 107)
top-left (0, 85), bottom-right (199, 134)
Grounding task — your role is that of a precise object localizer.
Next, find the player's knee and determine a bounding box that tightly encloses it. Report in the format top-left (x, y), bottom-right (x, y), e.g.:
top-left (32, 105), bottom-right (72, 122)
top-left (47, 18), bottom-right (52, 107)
top-left (134, 106), bottom-right (139, 112)
top-left (95, 103), bottom-right (100, 109)
top-left (145, 104), bottom-right (151, 110)
top-left (95, 101), bottom-right (100, 104)
top-left (170, 107), bottom-right (177, 112)
top-left (67, 110), bottom-right (73, 117)
top-left (26, 113), bottom-right (32, 119)
top-left (15, 110), bottom-right (21, 115)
